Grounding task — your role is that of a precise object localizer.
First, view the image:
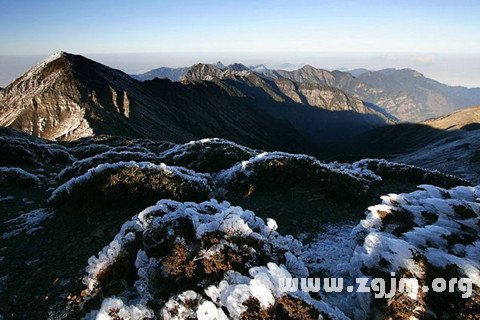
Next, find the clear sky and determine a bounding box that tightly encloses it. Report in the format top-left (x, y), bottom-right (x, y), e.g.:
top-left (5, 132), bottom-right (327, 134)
top-left (1, 0), bottom-right (479, 54)
top-left (0, 0), bottom-right (479, 87)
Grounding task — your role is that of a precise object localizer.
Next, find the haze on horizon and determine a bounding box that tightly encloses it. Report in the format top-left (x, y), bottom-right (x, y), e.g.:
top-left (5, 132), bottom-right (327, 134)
top-left (1, 0), bottom-right (479, 87)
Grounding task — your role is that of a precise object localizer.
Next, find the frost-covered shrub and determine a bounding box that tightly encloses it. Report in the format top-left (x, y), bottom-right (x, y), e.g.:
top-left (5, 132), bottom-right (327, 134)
top-left (161, 138), bottom-right (259, 173)
top-left (0, 136), bottom-right (75, 167)
top-left (350, 184), bottom-right (480, 319)
top-left (48, 161), bottom-right (213, 212)
top-left (216, 152), bottom-right (369, 203)
top-left (72, 199), bottom-right (345, 319)
top-left (68, 136), bottom-right (173, 159)
top-left (352, 159), bottom-right (470, 188)
top-left (0, 167), bottom-right (40, 186)
top-left (55, 150), bottom-right (165, 182)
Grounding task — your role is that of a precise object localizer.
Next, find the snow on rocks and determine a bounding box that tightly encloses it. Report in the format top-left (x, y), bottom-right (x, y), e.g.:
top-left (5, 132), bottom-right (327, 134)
top-left (48, 161), bottom-right (214, 212)
top-left (82, 297), bottom-right (154, 320)
top-left (76, 199), bottom-right (343, 319)
top-left (0, 135), bottom-right (75, 167)
top-left (350, 184), bottom-right (480, 319)
top-left (68, 136), bottom-right (173, 159)
top-left (160, 138), bottom-right (260, 173)
top-left (55, 150), bottom-right (164, 182)
top-left (352, 159), bottom-right (470, 188)
top-left (215, 151), bottom-right (369, 203)
top-left (0, 196), bottom-right (14, 202)
top-left (0, 167), bottom-right (40, 186)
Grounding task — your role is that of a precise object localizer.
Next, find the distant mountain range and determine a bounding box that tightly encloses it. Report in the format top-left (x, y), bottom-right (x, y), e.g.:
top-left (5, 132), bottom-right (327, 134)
top-left (133, 63), bottom-right (480, 122)
top-left (131, 66), bottom-right (190, 81)
top-left (0, 52), bottom-right (391, 153)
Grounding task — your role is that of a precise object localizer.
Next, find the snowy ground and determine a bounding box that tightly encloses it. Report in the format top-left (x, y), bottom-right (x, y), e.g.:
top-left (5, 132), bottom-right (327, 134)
top-left (394, 129), bottom-right (480, 183)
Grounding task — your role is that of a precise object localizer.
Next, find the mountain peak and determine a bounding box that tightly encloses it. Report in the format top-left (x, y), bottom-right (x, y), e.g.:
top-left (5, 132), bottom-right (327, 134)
top-left (182, 63), bottom-right (223, 81)
top-left (215, 61), bottom-right (226, 69)
top-left (46, 50), bottom-right (68, 60)
top-left (299, 64), bottom-right (317, 71)
top-left (227, 63), bottom-right (249, 72)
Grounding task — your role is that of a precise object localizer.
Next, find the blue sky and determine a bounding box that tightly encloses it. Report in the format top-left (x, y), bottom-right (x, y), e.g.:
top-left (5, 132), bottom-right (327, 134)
top-left (0, 0), bottom-right (479, 55)
top-left (1, 1), bottom-right (479, 87)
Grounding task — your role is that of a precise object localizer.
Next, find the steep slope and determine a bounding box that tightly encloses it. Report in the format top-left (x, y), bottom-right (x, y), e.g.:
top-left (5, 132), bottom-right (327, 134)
top-left (257, 65), bottom-right (480, 122)
top-left (0, 52), bottom-right (310, 153)
top-left (422, 104), bottom-right (480, 130)
top-left (392, 106), bottom-right (480, 182)
top-left (333, 106), bottom-right (480, 182)
top-left (131, 66), bottom-right (190, 81)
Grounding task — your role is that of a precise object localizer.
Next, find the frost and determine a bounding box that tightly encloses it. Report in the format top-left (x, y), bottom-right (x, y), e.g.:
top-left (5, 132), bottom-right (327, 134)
top-left (0, 167), bottom-right (40, 185)
top-left (82, 297), bottom-right (154, 320)
top-left (0, 196), bottom-right (14, 202)
top-left (49, 161), bottom-right (212, 203)
top-left (160, 138), bottom-right (259, 173)
top-left (350, 184), bottom-right (480, 319)
top-left (56, 150), bottom-right (163, 182)
top-left (78, 199), bottom-right (342, 319)
top-left (2, 208), bottom-right (52, 239)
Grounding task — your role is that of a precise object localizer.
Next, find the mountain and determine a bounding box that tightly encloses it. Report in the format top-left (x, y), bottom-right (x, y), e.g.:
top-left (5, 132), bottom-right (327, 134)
top-left (422, 104), bottom-right (480, 130)
top-left (333, 106), bottom-right (480, 182)
top-left (131, 66), bottom-right (190, 81)
top-left (357, 68), bottom-right (480, 120)
top-left (215, 61), bottom-right (226, 69)
top-left (181, 63), bottom-right (394, 144)
top-left (249, 64), bottom-right (268, 72)
top-left (392, 105), bottom-right (480, 182)
top-left (0, 52), bottom-right (394, 152)
top-left (345, 68), bottom-right (370, 77)
top-left (130, 62), bottom-right (246, 82)
top-left (0, 52), bottom-right (310, 153)
top-left (256, 65), bottom-right (480, 122)
top-left (226, 63), bottom-right (249, 71)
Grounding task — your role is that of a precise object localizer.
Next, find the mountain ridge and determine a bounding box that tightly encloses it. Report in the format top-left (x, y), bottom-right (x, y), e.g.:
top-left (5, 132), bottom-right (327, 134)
top-left (0, 52), bottom-right (392, 149)
top-left (0, 52), bottom-right (311, 153)
top-left (134, 62), bottom-right (480, 122)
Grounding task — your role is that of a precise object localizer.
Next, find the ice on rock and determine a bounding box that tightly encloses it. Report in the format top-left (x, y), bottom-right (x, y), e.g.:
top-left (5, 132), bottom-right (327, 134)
top-left (80, 199), bottom-right (341, 319)
top-left (348, 183), bottom-right (480, 319)
top-left (196, 301), bottom-right (228, 320)
top-left (82, 297), bottom-right (154, 320)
